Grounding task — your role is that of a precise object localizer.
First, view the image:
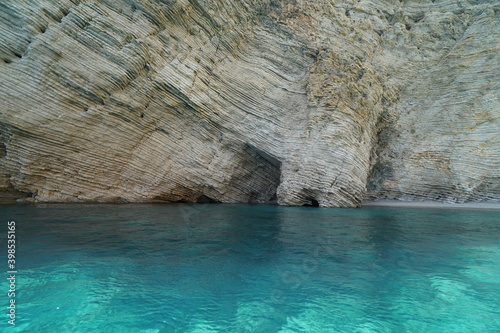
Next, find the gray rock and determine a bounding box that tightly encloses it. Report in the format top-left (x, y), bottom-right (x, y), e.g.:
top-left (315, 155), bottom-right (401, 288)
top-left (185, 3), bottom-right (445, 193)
top-left (0, 0), bottom-right (498, 206)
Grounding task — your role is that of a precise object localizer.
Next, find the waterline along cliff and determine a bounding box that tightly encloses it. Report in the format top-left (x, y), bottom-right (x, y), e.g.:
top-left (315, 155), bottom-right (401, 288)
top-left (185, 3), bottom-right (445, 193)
top-left (1, 0), bottom-right (499, 207)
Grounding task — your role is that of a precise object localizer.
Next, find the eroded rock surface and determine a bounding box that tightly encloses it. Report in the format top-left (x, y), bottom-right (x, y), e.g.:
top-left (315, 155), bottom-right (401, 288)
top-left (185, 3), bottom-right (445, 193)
top-left (1, 0), bottom-right (498, 206)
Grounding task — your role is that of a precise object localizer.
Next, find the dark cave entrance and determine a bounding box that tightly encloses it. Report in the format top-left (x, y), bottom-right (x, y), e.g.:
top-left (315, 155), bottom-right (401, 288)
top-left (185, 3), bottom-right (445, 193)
top-left (245, 143), bottom-right (282, 204)
top-left (303, 198), bottom-right (320, 207)
top-left (196, 194), bottom-right (221, 203)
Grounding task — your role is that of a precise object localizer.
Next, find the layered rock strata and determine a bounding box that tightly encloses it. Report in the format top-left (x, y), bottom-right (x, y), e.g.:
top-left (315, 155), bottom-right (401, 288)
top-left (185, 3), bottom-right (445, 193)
top-left (1, 0), bottom-right (498, 206)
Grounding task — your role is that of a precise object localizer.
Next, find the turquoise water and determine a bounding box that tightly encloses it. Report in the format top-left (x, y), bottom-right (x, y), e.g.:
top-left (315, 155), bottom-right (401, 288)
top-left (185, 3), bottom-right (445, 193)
top-left (1, 204), bottom-right (499, 332)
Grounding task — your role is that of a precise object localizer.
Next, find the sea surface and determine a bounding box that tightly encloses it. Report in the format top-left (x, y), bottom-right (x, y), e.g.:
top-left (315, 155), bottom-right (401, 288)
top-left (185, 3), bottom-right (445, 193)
top-left (0, 204), bottom-right (499, 332)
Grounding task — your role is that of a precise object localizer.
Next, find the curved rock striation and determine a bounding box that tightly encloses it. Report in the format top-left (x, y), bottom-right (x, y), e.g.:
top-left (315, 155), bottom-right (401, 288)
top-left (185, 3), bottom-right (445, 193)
top-left (0, 0), bottom-right (498, 206)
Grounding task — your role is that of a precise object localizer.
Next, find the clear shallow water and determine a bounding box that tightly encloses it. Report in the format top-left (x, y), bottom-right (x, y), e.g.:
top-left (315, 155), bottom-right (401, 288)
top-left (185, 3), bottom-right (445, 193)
top-left (1, 204), bottom-right (499, 332)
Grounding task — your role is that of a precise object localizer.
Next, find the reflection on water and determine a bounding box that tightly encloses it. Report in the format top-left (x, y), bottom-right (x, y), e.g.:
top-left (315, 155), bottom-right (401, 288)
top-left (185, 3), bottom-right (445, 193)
top-left (0, 204), bottom-right (499, 332)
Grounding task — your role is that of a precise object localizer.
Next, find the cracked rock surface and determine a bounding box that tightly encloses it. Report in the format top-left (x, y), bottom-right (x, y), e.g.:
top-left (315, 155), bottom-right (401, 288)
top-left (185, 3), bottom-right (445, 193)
top-left (1, 0), bottom-right (498, 206)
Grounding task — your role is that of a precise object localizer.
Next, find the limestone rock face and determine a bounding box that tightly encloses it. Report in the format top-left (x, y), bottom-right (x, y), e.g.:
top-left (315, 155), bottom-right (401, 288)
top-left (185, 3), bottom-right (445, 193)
top-left (0, 0), bottom-right (498, 206)
top-left (366, 2), bottom-right (500, 203)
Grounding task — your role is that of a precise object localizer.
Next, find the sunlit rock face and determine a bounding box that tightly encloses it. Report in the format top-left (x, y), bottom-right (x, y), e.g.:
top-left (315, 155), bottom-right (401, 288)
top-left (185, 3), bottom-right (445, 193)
top-left (0, 0), bottom-right (498, 206)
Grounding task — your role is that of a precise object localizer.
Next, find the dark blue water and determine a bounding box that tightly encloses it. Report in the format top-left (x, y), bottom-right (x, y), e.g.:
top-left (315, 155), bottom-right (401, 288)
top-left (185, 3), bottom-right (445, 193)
top-left (1, 204), bottom-right (499, 332)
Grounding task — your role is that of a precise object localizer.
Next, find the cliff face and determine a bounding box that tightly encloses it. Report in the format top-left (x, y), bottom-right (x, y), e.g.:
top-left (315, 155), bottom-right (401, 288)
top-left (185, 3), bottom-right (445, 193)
top-left (1, 0), bottom-right (498, 206)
